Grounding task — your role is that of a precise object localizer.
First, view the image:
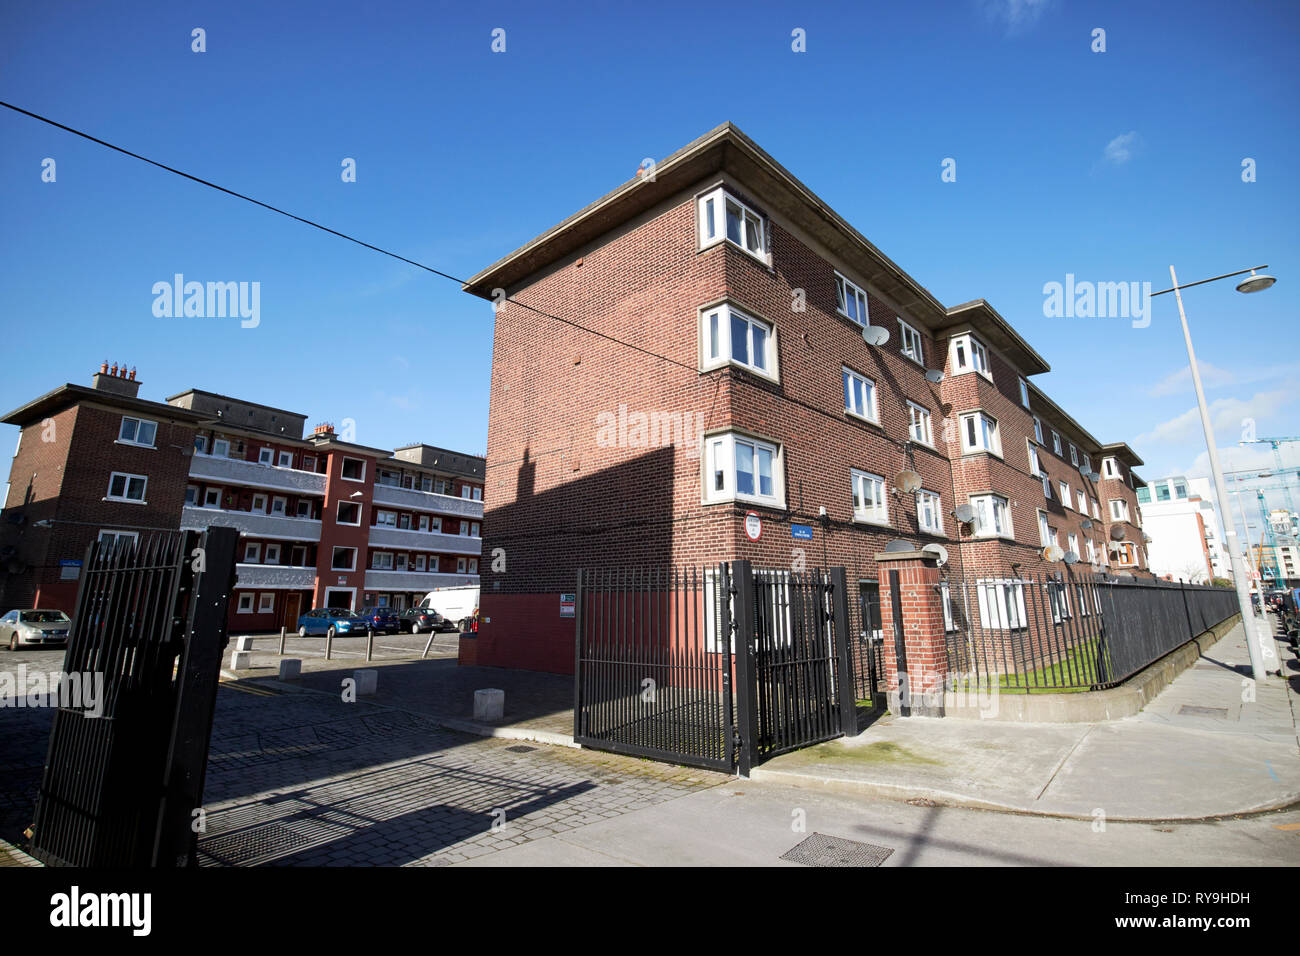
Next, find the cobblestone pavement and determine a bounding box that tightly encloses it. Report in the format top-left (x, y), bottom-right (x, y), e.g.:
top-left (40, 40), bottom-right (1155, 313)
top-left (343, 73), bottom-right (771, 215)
top-left (195, 682), bottom-right (726, 866)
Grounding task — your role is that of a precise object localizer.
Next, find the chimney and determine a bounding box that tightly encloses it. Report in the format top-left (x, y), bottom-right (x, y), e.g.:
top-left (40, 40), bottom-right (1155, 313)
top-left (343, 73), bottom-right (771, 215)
top-left (91, 361), bottom-right (142, 399)
top-left (313, 422), bottom-right (335, 439)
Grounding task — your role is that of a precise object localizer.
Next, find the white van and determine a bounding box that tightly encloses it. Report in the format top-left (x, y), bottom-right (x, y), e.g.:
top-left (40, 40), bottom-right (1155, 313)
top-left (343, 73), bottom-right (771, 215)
top-left (419, 586), bottom-right (480, 631)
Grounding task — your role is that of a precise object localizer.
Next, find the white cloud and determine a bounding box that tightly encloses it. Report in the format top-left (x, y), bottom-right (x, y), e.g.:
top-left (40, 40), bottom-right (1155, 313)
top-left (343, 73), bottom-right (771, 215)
top-left (979, 0), bottom-right (1050, 32)
top-left (1101, 131), bottom-right (1140, 165)
top-left (1134, 388), bottom-right (1291, 447)
top-left (1147, 361), bottom-right (1300, 398)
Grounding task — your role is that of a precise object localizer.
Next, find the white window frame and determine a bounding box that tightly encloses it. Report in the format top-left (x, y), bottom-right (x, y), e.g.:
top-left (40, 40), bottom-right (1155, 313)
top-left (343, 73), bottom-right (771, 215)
top-left (1069, 444), bottom-right (1079, 466)
top-left (457, 557), bottom-right (468, 574)
top-left (375, 509), bottom-right (398, 528)
top-left (898, 319), bottom-right (924, 364)
top-left (271, 496), bottom-right (287, 515)
top-left (336, 500), bottom-right (362, 526)
top-left (97, 529), bottom-right (138, 556)
top-left (1051, 430), bottom-right (1062, 455)
top-left (414, 555), bottom-right (426, 571)
top-left (258, 447), bottom-right (274, 466)
top-left (244, 542), bottom-right (261, 563)
top-left (907, 401), bottom-right (933, 447)
top-left (193, 436), bottom-right (208, 455)
top-left (851, 470), bottom-right (889, 526)
top-left (1032, 415), bottom-right (1044, 444)
top-left (1067, 533), bottom-right (1080, 559)
top-left (703, 432), bottom-right (784, 507)
top-left (237, 593), bottom-right (255, 614)
top-left (203, 487), bottom-right (222, 509)
top-left (212, 438), bottom-right (230, 458)
top-left (971, 494), bottom-right (1012, 539)
top-left (916, 489), bottom-right (943, 535)
top-left (1110, 499), bottom-right (1130, 522)
top-left (277, 450), bottom-right (293, 468)
top-left (976, 579), bottom-right (1028, 630)
top-left (252, 493), bottom-right (268, 514)
top-left (1038, 510), bottom-right (1053, 548)
top-left (265, 543), bottom-right (281, 564)
top-left (833, 271), bottom-right (871, 327)
top-left (697, 186), bottom-right (767, 262)
top-left (1018, 378), bottom-right (1030, 408)
top-left (1059, 481), bottom-right (1071, 507)
top-left (1091, 499), bottom-right (1100, 520)
top-left (960, 411), bottom-right (1002, 457)
top-left (1102, 457), bottom-right (1121, 480)
top-left (341, 456), bottom-right (366, 482)
top-left (258, 592), bottom-right (275, 614)
top-left (842, 367), bottom-right (879, 423)
top-left (949, 333), bottom-right (991, 380)
top-left (700, 302), bottom-right (778, 381)
top-left (331, 547), bottom-right (357, 572)
top-left (1043, 476), bottom-right (1053, 500)
top-left (106, 471), bottom-right (148, 503)
top-left (185, 485), bottom-right (199, 506)
top-left (1077, 490), bottom-right (1088, 513)
top-left (118, 416), bottom-right (157, 448)
top-left (1027, 442), bottom-right (1041, 477)
top-left (1082, 453), bottom-right (1092, 474)
top-left (372, 552), bottom-right (394, 570)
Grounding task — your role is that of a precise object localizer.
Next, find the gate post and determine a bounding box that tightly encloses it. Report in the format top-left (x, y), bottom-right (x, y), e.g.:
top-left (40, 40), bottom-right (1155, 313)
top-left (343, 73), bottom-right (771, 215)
top-left (828, 567), bottom-right (858, 735)
top-left (876, 549), bottom-right (947, 718)
top-left (730, 559), bottom-right (758, 777)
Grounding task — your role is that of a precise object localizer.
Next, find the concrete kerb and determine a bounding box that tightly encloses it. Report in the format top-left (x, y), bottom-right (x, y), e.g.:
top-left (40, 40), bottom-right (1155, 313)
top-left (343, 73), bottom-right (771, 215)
top-left (942, 613), bottom-right (1244, 722)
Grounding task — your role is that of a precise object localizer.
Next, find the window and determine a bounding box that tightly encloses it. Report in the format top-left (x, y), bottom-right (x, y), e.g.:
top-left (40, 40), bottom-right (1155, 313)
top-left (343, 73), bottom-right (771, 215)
top-left (118, 416), bottom-right (157, 447)
top-left (396, 553), bottom-right (408, 570)
top-left (907, 402), bottom-right (933, 445)
top-left (1110, 499), bottom-right (1130, 522)
top-left (960, 412), bottom-right (1002, 456)
top-left (252, 493), bottom-right (267, 514)
top-left (1067, 532), bottom-right (1079, 559)
top-left (1077, 490), bottom-right (1088, 514)
top-left (1032, 416), bottom-right (1044, 444)
top-left (277, 451), bottom-right (293, 468)
top-left (303, 455), bottom-right (316, 473)
top-left (258, 447), bottom-right (274, 465)
top-left (1059, 481), bottom-right (1071, 506)
top-left (372, 552), bottom-right (394, 570)
top-left (296, 500), bottom-right (312, 518)
top-left (1051, 430), bottom-right (1062, 455)
top-left (212, 438), bottom-right (229, 458)
top-left (271, 496), bottom-right (287, 515)
top-left (341, 457), bottom-right (365, 481)
top-left (265, 543), bottom-right (281, 564)
top-left (106, 472), bottom-right (147, 503)
top-left (378, 469), bottom-right (401, 488)
top-left (1082, 453), bottom-right (1092, 474)
top-left (97, 529), bottom-right (138, 556)
top-left (185, 485), bottom-right (199, 506)
top-left (833, 271), bottom-right (871, 326)
top-left (950, 334), bottom-right (990, 378)
top-left (398, 513), bottom-right (411, 530)
top-left (420, 476), bottom-right (433, 492)
top-left (291, 546), bottom-right (307, 566)
top-left (1038, 510), bottom-right (1053, 547)
top-left (418, 515), bottom-right (430, 532)
top-left (1069, 444), bottom-right (1078, 466)
top-left (1018, 378), bottom-right (1030, 408)
top-left (940, 582), bottom-right (957, 632)
top-left (898, 320), bottom-right (924, 363)
top-left (375, 510), bottom-right (397, 528)
top-left (331, 547), bottom-right (356, 571)
top-left (842, 368), bottom-right (878, 422)
top-left (1155, 483), bottom-right (1171, 501)
top-left (1113, 541), bottom-right (1139, 566)
top-left (1046, 580), bottom-right (1072, 623)
top-left (1027, 443), bottom-right (1041, 477)
top-left (851, 470), bottom-right (888, 525)
top-left (457, 557), bottom-right (467, 573)
top-left (204, 487), bottom-right (221, 508)
top-left (414, 555), bottom-right (426, 571)
top-left (1086, 539), bottom-right (1097, 564)
top-left (194, 436), bottom-right (208, 455)
top-left (971, 494), bottom-right (1012, 538)
top-left (1102, 457), bottom-right (1121, 480)
top-left (976, 579), bottom-right (1027, 630)
top-left (1043, 476), bottom-right (1052, 500)
top-left (469, 558), bottom-right (479, 574)
top-left (916, 490), bottom-right (943, 534)
top-left (1173, 480), bottom-right (1188, 499)
top-left (698, 186), bottom-right (766, 260)
top-left (1091, 499), bottom-right (1100, 520)
top-left (244, 542), bottom-right (261, 563)
top-left (337, 501), bottom-right (361, 525)
top-left (701, 303), bottom-right (776, 378)
top-left (257, 593), bottom-right (275, 614)
top-left (1137, 486), bottom-right (1152, 503)
top-left (704, 433), bottom-right (783, 505)
top-left (237, 593), bottom-right (254, 614)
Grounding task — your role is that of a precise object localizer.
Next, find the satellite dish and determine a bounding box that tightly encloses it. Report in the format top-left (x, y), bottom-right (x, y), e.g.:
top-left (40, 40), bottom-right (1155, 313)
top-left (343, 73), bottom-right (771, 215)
top-left (1064, 550), bottom-right (1079, 565)
top-left (1088, 470), bottom-right (1101, 482)
top-left (863, 325), bottom-right (890, 347)
top-left (884, 538), bottom-right (916, 552)
top-left (954, 503), bottom-right (975, 524)
top-left (1109, 525), bottom-right (1126, 541)
top-left (895, 470), bottom-right (922, 494)
top-left (1142, 533), bottom-right (1153, 543)
top-left (1043, 545), bottom-right (1065, 563)
top-left (924, 369), bottom-right (944, 384)
top-left (1080, 518), bottom-right (1093, 530)
top-left (922, 543), bottom-right (949, 567)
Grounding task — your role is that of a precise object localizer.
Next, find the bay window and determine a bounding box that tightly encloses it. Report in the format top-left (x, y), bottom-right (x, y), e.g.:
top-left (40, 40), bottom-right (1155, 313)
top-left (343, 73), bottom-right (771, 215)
top-left (701, 303), bottom-right (777, 379)
top-left (851, 470), bottom-right (888, 525)
top-left (704, 433), bottom-right (783, 506)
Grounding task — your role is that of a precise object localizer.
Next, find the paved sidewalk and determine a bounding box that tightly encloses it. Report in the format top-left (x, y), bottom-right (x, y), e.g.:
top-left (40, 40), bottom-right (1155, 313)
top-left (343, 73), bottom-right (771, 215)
top-left (751, 620), bottom-right (1300, 821)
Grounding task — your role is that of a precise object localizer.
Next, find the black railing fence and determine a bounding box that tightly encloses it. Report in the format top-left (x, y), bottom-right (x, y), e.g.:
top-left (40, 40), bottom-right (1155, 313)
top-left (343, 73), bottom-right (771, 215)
top-left (943, 572), bottom-right (1238, 693)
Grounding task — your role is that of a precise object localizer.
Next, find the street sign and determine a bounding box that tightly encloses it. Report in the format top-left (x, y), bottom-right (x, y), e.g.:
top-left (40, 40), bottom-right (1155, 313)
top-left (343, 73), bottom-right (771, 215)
top-left (744, 511), bottom-right (762, 541)
top-left (560, 593), bottom-right (575, 617)
top-left (791, 523), bottom-right (813, 540)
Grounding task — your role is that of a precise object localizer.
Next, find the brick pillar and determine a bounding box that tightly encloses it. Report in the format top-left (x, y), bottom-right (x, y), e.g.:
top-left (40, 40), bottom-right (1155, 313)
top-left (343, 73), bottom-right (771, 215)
top-left (876, 550), bottom-right (947, 717)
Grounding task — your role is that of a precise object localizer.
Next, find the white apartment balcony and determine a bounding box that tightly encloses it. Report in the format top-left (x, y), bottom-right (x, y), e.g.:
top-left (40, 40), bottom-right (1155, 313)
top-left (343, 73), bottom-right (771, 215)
top-left (181, 504), bottom-right (322, 542)
top-left (372, 483), bottom-right (483, 519)
top-left (189, 453), bottom-right (328, 496)
top-left (367, 525), bottom-right (481, 555)
top-left (364, 569), bottom-right (480, 591)
top-left (233, 564), bottom-right (316, 590)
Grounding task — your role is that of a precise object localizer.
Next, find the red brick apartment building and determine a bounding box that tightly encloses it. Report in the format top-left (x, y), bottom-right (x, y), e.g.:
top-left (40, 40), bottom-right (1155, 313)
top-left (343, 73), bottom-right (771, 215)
top-left (463, 122), bottom-right (1150, 674)
top-left (0, 364), bottom-right (483, 630)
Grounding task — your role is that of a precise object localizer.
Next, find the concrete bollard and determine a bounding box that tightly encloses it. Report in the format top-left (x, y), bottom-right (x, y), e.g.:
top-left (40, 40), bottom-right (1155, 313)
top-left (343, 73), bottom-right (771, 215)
top-left (231, 650), bottom-right (252, 670)
top-left (279, 658), bottom-right (302, 681)
top-left (353, 669), bottom-right (378, 696)
top-left (236, 636), bottom-right (255, 652)
top-left (473, 688), bottom-right (505, 722)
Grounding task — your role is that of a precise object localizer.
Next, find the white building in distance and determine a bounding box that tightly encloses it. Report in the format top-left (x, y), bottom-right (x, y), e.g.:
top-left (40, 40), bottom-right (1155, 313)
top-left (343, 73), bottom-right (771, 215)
top-left (1139, 475), bottom-right (1230, 584)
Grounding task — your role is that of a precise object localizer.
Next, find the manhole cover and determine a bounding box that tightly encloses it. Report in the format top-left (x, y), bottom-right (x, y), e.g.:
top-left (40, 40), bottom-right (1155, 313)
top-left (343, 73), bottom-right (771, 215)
top-left (781, 832), bottom-right (894, 868)
top-left (1178, 705), bottom-right (1229, 717)
top-left (199, 823), bottom-right (315, 865)
top-left (505, 745), bottom-right (538, 753)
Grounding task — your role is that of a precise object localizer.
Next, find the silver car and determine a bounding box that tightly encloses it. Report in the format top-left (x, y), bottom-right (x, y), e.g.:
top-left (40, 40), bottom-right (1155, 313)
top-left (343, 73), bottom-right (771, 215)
top-left (0, 609), bottom-right (72, 650)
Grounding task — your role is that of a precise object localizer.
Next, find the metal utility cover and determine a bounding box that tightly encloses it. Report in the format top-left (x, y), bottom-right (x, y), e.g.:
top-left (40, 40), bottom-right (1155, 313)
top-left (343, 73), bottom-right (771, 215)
top-left (781, 832), bottom-right (894, 867)
top-left (1178, 705), bottom-right (1229, 717)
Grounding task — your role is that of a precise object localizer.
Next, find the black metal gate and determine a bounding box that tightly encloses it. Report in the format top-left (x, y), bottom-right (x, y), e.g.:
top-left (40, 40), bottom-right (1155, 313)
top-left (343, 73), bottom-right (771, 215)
top-left (28, 526), bottom-right (237, 867)
top-left (574, 561), bottom-right (856, 775)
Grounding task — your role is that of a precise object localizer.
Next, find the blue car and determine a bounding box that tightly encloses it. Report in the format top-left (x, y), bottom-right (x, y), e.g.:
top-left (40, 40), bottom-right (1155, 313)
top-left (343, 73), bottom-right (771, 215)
top-left (356, 606), bottom-right (401, 635)
top-left (297, 607), bottom-right (363, 638)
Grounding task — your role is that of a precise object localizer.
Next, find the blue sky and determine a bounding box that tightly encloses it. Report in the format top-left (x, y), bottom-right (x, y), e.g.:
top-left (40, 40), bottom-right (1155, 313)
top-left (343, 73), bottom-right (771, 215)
top-left (2, 0), bottom-right (1297, 535)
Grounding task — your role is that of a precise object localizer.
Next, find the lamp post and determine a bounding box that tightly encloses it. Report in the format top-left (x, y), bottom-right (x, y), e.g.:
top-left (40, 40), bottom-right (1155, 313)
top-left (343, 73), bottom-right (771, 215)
top-left (1153, 264), bottom-right (1276, 682)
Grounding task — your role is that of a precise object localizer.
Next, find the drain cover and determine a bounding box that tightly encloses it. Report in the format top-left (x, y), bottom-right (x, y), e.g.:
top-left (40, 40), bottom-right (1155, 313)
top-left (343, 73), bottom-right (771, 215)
top-left (781, 832), bottom-right (894, 867)
top-left (505, 745), bottom-right (538, 753)
top-left (1178, 705), bottom-right (1229, 718)
top-left (200, 823), bottom-right (315, 865)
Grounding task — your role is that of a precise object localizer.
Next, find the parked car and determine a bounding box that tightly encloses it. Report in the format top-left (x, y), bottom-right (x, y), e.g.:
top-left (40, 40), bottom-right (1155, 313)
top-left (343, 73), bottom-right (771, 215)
top-left (399, 606), bottom-right (444, 634)
top-left (355, 606), bottom-right (401, 634)
top-left (296, 607), bottom-right (364, 638)
top-left (0, 609), bottom-right (72, 650)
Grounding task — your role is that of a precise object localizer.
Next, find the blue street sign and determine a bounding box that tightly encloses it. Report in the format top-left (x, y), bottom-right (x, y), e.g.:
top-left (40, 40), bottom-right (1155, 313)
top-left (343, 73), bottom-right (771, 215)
top-left (791, 523), bottom-right (814, 540)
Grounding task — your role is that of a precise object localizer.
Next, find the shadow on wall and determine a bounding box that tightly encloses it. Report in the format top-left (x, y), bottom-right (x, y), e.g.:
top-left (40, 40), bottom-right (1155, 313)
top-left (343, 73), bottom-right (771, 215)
top-left (476, 444), bottom-right (680, 673)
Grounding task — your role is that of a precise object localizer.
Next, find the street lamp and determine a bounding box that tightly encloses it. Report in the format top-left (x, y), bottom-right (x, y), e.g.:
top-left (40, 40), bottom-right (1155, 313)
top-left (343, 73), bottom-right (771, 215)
top-left (1152, 264), bottom-right (1276, 682)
